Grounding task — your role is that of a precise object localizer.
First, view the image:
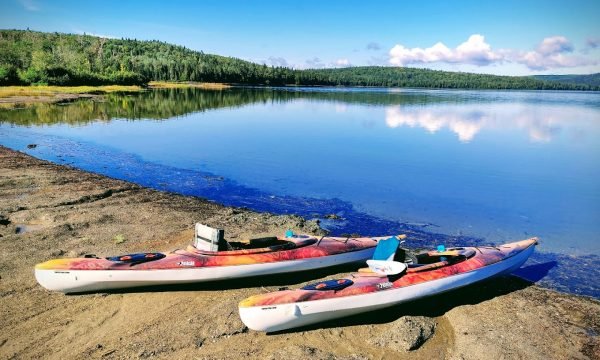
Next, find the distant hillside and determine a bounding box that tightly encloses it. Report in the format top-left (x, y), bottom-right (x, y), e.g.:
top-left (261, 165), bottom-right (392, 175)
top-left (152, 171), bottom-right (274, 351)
top-left (0, 29), bottom-right (597, 90)
top-left (532, 74), bottom-right (600, 87)
top-left (299, 66), bottom-right (597, 90)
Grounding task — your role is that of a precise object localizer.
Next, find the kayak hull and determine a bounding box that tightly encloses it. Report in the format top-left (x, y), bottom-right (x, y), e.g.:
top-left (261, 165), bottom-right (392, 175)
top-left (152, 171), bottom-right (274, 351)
top-left (35, 236), bottom-right (378, 293)
top-left (35, 246), bottom-right (374, 293)
top-left (239, 239), bottom-right (537, 332)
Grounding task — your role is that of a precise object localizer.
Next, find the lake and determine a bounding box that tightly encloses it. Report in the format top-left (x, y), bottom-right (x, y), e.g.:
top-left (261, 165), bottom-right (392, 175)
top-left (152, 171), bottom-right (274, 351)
top-left (1, 87), bottom-right (599, 297)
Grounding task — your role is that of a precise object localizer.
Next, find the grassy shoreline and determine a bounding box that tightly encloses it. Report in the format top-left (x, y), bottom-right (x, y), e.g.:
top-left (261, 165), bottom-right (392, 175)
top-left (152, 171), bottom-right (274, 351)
top-left (0, 84), bottom-right (144, 97)
top-left (0, 82), bottom-right (230, 98)
top-left (148, 81), bottom-right (231, 89)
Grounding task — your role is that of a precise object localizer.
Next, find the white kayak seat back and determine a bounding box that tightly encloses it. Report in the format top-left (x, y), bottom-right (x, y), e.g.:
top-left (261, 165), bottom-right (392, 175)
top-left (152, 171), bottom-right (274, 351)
top-left (366, 259), bottom-right (407, 275)
top-left (194, 223), bottom-right (225, 251)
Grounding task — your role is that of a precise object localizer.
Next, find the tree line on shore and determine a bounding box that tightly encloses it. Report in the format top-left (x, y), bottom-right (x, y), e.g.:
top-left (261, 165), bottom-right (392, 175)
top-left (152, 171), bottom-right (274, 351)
top-left (0, 29), bottom-right (597, 90)
top-left (532, 74), bottom-right (600, 87)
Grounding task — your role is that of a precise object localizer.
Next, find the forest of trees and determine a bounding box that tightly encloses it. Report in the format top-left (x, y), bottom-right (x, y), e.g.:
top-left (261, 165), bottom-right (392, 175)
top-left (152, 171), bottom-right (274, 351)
top-left (0, 29), bottom-right (598, 90)
top-left (533, 74), bottom-right (600, 87)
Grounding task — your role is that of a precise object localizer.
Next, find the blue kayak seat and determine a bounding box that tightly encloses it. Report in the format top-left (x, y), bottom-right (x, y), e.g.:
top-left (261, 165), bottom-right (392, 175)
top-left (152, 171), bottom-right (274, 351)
top-left (372, 236), bottom-right (400, 261)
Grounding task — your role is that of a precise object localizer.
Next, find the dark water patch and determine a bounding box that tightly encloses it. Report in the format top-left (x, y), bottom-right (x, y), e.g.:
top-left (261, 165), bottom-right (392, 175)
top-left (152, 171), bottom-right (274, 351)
top-left (1, 130), bottom-right (598, 298)
top-left (516, 252), bottom-right (600, 297)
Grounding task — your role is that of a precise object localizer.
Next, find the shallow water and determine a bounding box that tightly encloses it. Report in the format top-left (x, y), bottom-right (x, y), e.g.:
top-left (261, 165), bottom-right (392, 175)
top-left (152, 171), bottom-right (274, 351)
top-left (1, 87), bottom-right (599, 296)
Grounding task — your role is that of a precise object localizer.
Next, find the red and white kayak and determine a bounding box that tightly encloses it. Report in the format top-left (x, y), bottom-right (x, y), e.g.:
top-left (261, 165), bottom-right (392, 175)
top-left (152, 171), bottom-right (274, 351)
top-left (239, 238), bottom-right (538, 332)
top-left (35, 234), bottom-right (380, 293)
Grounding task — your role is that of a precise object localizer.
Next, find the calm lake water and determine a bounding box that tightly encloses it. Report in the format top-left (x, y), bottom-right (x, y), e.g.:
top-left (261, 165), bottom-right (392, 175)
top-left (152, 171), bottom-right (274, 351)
top-left (1, 87), bottom-right (599, 296)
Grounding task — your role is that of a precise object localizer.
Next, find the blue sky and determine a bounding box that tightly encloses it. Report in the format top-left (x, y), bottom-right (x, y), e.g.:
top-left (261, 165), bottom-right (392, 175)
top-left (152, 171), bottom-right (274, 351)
top-left (2, 0), bottom-right (599, 75)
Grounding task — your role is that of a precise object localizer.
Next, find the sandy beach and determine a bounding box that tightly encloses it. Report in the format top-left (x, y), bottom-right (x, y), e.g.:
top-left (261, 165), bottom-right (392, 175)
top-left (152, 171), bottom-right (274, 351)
top-left (0, 145), bottom-right (598, 359)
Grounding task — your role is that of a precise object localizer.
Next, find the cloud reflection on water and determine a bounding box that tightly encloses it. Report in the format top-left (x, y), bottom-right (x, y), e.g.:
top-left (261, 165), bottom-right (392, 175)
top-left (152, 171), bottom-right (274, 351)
top-left (384, 103), bottom-right (598, 143)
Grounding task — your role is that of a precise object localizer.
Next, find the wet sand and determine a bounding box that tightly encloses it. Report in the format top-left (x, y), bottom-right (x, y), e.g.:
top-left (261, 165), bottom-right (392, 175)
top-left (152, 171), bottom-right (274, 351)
top-left (0, 146), bottom-right (598, 359)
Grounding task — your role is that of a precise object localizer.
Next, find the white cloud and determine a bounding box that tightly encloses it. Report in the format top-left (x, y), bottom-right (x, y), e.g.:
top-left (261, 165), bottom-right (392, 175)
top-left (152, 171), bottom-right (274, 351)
top-left (513, 36), bottom-right (595, 70)
top-left (334, 58), bottom-right (351, 67)
top-left (515, 50), bottom-right (589, 70)
top-left (455, 35), bottom-right (502, 65)
top-left (536, 36), bottom-right (573, 55)
top-left (389, 34), bottom-right (501, 67)
top-left (18, 0), bottom-right (39, 11)
top-left (388, 34), bottom-right (598, 71)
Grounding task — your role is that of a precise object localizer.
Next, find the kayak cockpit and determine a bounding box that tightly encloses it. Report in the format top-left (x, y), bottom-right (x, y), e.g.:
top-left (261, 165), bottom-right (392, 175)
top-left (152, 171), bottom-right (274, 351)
top-left (229, 237), bottom-right (298, 250)
top-left (358, 246), bottom-right (476, 275)
top-left (415, 248), bottom-right (476, 264)
top-left (185, 236), bottom-right (317, 256)
top-left (189, 223), bottom-right (317, 255)
top-left (406, 248), bottom-right (476, 272)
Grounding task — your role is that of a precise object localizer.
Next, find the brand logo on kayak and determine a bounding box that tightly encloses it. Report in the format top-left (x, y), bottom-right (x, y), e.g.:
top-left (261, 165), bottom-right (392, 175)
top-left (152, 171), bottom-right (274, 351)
top-left (261, 306), bottom-right (277, 310)
top-left (376, 282), bottom-right (393, 290)
top-left (178, 261), bottom-right (196, 267)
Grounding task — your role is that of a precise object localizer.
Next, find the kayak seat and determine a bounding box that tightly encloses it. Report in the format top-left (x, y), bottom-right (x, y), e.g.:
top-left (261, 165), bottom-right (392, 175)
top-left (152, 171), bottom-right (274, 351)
top-left (184, 237), bottom-right (317, 256)
top-left (367, 236), bottom-right (407, 275)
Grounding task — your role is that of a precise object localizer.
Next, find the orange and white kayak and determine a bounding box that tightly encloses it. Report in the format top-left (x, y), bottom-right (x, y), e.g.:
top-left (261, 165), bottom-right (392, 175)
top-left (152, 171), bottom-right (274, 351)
top-left (35, 234), bottom-right (381, 293)
top-left (239, 238), bottom-right (538, 332)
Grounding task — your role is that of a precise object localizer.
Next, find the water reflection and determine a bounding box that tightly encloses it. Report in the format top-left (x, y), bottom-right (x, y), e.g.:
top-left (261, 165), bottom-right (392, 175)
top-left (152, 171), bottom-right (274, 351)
top-left (0, 88), bottom-right (460, 126)
top-left (0, 88), bottom-right (277, 126)
top-left (1, 88), bottom-right (599, 140)
top-left (385, 103), bottom-right (598, 143)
